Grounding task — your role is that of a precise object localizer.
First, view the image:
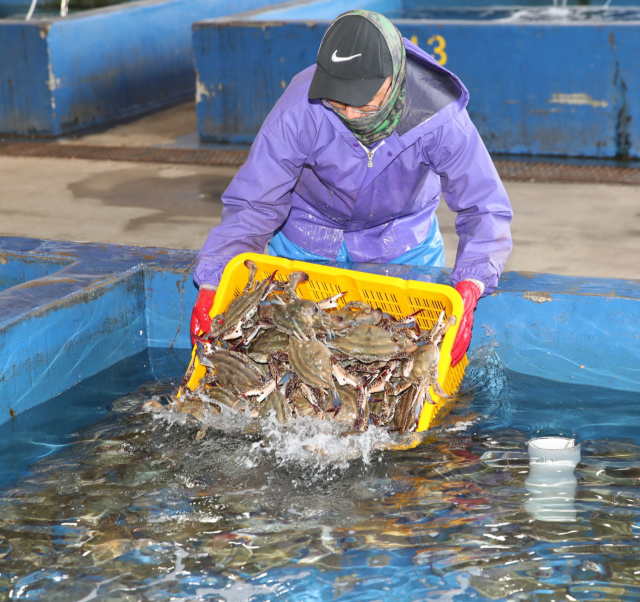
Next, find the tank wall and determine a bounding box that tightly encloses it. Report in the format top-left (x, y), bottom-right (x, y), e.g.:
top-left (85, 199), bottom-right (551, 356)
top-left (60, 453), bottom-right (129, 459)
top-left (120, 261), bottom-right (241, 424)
top-left (0, 0), bottom-right (287, 137)
top-left (0, 23), bottom-right (53, 136)
top-left (0, 252), bottom-right (71, 292)
top-left (1, 237), bottom-right (638, 425)
top-left (194, 22), bottom-right (327, 143)
top-left (243, 0), bottom-right (400, 21)
top-left (194, 17), bottom-right (640, 157)
top-left (0, 238), bottom-right (196, 425)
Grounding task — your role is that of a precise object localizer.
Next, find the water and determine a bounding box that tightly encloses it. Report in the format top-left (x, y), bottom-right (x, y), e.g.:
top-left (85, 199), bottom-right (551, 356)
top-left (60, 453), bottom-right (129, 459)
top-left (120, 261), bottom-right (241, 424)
top-left (0, 345), bottom-right (639, 600)
top-left (386, 6), bottom-right (640, 22)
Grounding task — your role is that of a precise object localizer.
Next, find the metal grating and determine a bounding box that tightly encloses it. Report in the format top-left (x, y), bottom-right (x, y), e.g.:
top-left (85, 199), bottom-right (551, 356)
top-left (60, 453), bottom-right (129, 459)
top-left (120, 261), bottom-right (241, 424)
top-left (493, 159), bottom-right (640, 186)
top-left (0, 142), bottom-right (249, 167)
top-left (1, 141), bottom-right (640, 185)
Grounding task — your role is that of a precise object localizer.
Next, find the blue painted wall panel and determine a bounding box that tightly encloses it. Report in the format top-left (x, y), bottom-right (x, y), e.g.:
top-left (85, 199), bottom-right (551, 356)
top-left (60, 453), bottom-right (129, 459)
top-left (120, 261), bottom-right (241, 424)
top-left (0, 253), bottom-right (70, 292)
top-left (472, 292), bottom-right (640, 392)
top-left (0, 23), bottom-right (53, 135)
top-left (194, 14), bottom-right (640, 157)
top-left (144, 265), bottom-right (197, 349)
top-left (0, 238), bottom-right (196, 424)
top-left (398, 23), bottom-right (628, 157)
top-left (194, 22), bottom-right (327, 143)
top-left (0, 272), bottom-right (147, 421)
top-left (0, 0), bottom-right (286, 136)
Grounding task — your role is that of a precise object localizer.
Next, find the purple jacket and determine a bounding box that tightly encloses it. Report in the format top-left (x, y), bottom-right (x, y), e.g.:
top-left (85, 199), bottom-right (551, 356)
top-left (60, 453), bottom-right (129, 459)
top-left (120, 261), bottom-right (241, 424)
top-left (195, 39), bottom-right (513, 296)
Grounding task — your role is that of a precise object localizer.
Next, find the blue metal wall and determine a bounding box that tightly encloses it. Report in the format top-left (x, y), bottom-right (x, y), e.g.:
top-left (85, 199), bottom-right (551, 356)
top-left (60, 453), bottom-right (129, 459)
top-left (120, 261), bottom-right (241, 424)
top-left (0, 0), bottom-right (284, 137)
top-left (194, 6), bottom-right (640, 157)
top-left (1, 236), bottom-right (639, 426)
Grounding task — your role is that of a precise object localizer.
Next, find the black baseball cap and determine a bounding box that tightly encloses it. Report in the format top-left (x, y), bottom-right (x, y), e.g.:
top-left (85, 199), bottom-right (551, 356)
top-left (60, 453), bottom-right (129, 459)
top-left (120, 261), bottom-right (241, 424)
top-left (309, 15), bottom-right (393, 107)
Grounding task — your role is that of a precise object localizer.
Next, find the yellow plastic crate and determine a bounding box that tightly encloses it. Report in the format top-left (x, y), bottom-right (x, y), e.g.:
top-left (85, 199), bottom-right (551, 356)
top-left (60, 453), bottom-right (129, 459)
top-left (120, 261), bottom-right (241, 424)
top-left (182, 252), bottom-right (468, 432)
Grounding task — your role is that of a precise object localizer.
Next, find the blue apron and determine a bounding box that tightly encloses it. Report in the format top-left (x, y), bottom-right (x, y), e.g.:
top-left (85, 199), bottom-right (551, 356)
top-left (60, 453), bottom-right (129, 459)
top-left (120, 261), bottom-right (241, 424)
top-left (268, 215), bottom-right (445, 267)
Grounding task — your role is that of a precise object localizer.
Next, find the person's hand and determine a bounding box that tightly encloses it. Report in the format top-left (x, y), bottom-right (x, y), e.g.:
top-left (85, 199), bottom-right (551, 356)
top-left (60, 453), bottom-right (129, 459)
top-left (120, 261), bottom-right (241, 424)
top-left (451, 280), bottom-right (483, 367)
top-left (190, 288), bottom-right (216, 347)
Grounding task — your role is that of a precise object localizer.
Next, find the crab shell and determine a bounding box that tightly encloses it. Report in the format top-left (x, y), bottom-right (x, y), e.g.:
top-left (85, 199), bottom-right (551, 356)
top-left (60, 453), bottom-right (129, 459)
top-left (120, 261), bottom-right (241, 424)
top-left (172, 399), bottom-right (221, 421)
top-left (247, 328), bottom-right (290, 363)
top-left (288, 338), bottom-right (334, 390)
top-left (210, 349), bottom-right (264, 393)
top-left (328, 325), bottom-right (417, 363)
top-left (216, 287), bottom-right (264, 336)
top-left (290, 390), bottom-right (319, 418)
top-left (408, 344), bottom-right (440, 383)
top-left (259, 389), bottom-right (292, 423)
top-left (393, 388), bottom-right (416, 432)
top-left (272, 299), bottom-right (318, 338)
top-left (334, 384), bottom-right (359, 423)
top-left (205, 386), bottom-right (239, 408)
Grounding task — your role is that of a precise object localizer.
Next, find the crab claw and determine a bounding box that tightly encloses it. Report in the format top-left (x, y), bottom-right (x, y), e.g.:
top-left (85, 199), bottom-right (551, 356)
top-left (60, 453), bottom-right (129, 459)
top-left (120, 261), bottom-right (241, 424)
top-left (196, 341), bottom-right (216, 368)
top-left (288, 271), bottom-right (309, 290)
top-left (242, 260), bottom-right (258, 293)
top-left (431, 380), bottom-right (451, 400)
top-left (241, 379), bottom-right (277, 402)
top-left (331, 363), bottom-right (361, 388)
top-left (317, 291), bottom-right (347, 310)
top-left (443, 315), bottom-right (457, 334)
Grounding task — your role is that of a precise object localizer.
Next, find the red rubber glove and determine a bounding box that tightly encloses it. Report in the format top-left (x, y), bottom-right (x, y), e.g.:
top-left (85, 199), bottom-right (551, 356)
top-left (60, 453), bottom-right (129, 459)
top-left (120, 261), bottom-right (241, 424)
top-left (451, 280), bottom-right (483, 367)
top-left (190, 288), bottom-right (216, 347)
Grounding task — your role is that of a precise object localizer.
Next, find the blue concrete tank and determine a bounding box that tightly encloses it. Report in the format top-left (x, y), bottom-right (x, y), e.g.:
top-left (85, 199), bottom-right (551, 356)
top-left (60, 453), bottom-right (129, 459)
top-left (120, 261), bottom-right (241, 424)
top-left (193, 0), bottom-right (640, 158)
top-left (0, 0), bottom-right (287, 137)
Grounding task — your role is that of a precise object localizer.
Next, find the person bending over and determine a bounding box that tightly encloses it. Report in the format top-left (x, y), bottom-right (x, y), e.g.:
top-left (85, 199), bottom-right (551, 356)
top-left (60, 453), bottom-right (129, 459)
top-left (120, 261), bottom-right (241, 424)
top-left (191, 10), bottom-right (513, 365)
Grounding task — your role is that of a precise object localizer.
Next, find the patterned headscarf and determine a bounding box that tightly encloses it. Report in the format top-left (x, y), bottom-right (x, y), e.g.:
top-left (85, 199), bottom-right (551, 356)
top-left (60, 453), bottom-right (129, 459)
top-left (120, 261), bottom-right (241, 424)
top-left (328, 10), bottom-right (407, 147)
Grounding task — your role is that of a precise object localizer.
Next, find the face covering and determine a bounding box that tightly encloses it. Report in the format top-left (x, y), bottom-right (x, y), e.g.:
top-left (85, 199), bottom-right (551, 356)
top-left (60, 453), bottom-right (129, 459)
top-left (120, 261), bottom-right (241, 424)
top-left (331, 10), bottom-right (407, 148)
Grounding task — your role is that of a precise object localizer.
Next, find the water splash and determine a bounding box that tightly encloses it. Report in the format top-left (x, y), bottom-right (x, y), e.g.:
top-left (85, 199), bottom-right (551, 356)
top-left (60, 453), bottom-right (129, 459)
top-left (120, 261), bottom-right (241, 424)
top-left (3, 353), bottom-right (640, 600)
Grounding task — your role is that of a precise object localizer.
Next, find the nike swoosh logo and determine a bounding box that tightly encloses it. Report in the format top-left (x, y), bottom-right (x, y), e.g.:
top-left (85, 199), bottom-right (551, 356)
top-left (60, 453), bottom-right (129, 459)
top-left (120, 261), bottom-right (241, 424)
top-left (331, 50), bottom-right (362, 62)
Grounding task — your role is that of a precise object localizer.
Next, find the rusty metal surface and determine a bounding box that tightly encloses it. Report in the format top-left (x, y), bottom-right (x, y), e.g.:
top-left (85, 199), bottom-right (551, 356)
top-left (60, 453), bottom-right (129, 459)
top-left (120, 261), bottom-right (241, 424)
top-left (2, 141), bottom-right (640, 185)
top-left (0, 142), bottom-right (250, 167)
top-left (493, 160), bottom-right (640, 186)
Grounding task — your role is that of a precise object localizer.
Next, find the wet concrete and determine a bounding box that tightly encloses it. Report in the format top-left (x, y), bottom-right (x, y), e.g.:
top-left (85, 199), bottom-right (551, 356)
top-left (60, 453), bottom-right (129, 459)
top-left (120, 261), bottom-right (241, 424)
top-left (1, 100), bottom-right (640, 280)
top-left (68, 166), bottom-right (227, 232)
top-left (0, 158), bottom-right (234, 250)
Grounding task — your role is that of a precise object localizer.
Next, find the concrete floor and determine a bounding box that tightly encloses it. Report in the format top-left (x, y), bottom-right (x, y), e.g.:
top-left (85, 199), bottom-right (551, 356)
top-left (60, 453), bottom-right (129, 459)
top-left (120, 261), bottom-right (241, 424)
top-left (2, 101), bottom-right (639, 280)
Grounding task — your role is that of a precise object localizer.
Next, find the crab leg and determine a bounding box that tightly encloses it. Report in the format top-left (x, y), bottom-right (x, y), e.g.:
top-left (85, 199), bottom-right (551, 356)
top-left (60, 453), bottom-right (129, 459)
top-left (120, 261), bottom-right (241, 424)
top-left (290, 318), bottom-right (309, 341)
top-left (384, 378), bottom-right (412, 396)
top-left (242, 259), bottom-right (258, 294)
top-left (367, 360), bottom-right (398, 392)
top-left (399, 308), bottom-right (425, 323)
top-left (299, 383), bottom-right (325, 418)
top-left (402, 357), bottom-right (414, 377)
top-left (430, 378), bottom-right (451, 400)
top-left (222, 322), bottom-right (244, 340)
top-left (352, 386), bottom-right (370, 431)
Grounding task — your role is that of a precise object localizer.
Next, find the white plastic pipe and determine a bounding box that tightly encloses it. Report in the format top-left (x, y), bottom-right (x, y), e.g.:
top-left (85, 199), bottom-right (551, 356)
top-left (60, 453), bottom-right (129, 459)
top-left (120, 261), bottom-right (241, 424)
top-left (25, 0), bottom-right (38, 20)
top-left (524, 437), bottom-right (580, 522)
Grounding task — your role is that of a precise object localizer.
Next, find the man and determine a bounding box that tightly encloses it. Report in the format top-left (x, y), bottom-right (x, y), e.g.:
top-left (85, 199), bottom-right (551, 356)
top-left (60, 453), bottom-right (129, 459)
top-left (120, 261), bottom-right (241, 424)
top-left (191, 10), bottom-right (512, 366)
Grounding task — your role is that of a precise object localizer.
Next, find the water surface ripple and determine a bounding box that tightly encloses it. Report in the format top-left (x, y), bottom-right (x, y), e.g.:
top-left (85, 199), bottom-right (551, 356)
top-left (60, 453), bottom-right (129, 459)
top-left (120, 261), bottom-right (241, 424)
top-left (1, 346), bottom-right (639, 601)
